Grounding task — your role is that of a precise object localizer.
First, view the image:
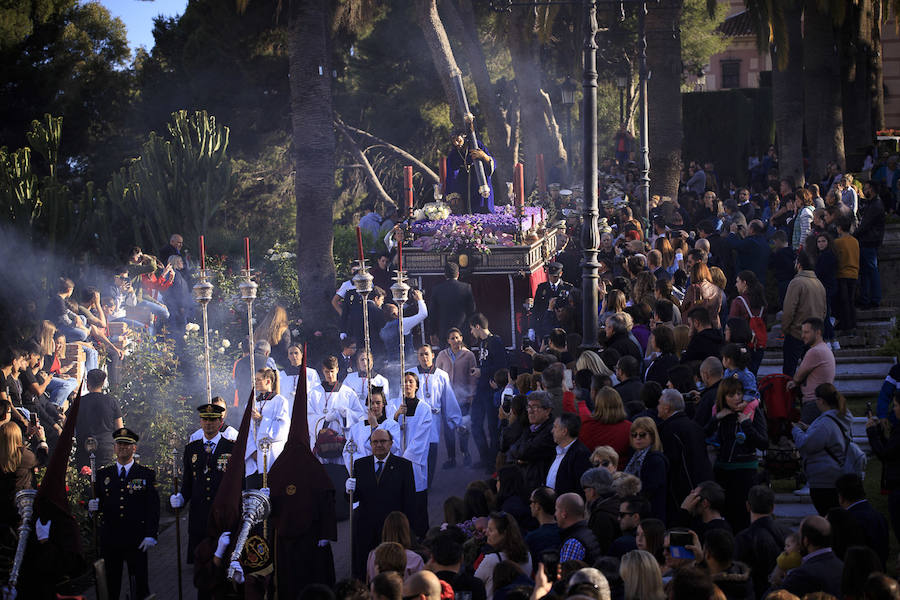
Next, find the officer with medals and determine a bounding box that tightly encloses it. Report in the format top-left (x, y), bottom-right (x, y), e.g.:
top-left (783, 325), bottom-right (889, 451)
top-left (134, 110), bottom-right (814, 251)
top-left (532, 261), bottom-right (574, 339)
top-left (88, 427), bottom-right (160, 600)
top-left (170, 403), bottom-right (236, 600)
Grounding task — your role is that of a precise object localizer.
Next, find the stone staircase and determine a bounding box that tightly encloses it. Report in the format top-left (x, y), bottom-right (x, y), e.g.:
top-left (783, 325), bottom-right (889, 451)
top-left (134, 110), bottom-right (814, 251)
top-left (764, 305), bottom-right (897, 525)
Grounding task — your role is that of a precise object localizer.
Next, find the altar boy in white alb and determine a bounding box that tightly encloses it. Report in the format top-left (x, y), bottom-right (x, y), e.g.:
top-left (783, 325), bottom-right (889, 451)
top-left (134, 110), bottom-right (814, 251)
top-left (341, 351), bottom-right (390, 408)
top-left (277, 343), bottom-right (321, 414)
top-left (342, 386), bottom-right (401, 474)
top-left (388, 371), bottom-right (433, 537)
top-left (414, 344), bottom-right (462, 487)
top-left (307, 355), bottom-right (366, 464)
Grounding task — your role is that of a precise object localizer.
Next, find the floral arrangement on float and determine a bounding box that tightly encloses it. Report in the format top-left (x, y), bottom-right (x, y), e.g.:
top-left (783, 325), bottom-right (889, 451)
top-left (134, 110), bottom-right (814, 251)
top-left (408, 205), bottom-right (547, 254)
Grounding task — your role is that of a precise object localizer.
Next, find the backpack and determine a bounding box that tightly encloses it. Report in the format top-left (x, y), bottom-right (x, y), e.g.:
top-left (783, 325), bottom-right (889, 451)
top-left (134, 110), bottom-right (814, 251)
top-left (737, 296), bottom-right (767, 350)
top-left (823, 414), bottom-right (868, 479)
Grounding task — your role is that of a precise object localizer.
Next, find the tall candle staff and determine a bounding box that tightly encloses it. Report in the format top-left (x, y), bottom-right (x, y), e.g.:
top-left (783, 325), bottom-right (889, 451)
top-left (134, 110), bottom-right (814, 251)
top-left (514, 163), bottom-right (525, 244)
top-left (193, 235), bottom-right (214, 405)
top-left (353, 227), bottom-right (375, 403)
top-left (391, 239), bottom-right (410, 452)
top-left (240, 237), bottom-right (258, 402)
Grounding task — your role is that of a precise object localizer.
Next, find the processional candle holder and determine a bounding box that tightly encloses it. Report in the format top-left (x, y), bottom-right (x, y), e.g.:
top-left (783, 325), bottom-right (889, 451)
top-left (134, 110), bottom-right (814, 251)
top-left (226, 489), bottom-right (272, 583)
top-left (352, 262), bottom-right (375, 403)
top-left (6, 489), bottom-right (37, 593)
top-left (391, 263), bottom-right (411, 453)
top-left (240, 259), bottom-right (259, 397)
top-left (193, 270), bottom-right (215, 405)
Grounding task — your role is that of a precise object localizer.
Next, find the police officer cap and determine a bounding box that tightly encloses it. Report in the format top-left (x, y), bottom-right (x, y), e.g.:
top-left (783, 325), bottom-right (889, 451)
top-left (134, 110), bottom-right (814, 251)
top-left (546, 261), bottom-right (563, 274)
top-left (112, 427), bottom-right (139, 444)
top-left (197, 404), bottom-right (226, 419)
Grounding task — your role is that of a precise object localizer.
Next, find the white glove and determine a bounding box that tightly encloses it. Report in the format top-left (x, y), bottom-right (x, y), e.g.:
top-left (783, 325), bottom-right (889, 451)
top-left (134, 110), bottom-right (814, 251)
top-left (214, 531), bottom-right (231, 559)
top-left (340, 332), bottom-right (348, 340)
top-left (259, 487), bottom-right (270, 498)
top-left (345, 478), bottom-right (356, 493)
top-left (230, 560), bottom-right (245, 584)
top-left (324, 409), bottom-right (339, 422)
top-left (317, 539), bottom-right (329, 547)
top-left (35, 519), bottom-right (51, 541)
top-left (169, 493), bottom-right (184, 509)
top-left (431, 404), bottom-right (441, 414)
top-left (1, 585), bottom-right (16, 599)
top-left (87, 498), bottom-right (99, 512)
top-left (138, 537), bottom-right (157, 552)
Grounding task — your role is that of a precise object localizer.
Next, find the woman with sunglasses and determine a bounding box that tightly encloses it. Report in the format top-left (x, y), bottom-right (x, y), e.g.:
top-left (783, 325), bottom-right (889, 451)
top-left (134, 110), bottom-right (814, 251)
top-left (623, 417), bottom-right (668, 522)
top-left (705, 377), bottom-right (768, 531)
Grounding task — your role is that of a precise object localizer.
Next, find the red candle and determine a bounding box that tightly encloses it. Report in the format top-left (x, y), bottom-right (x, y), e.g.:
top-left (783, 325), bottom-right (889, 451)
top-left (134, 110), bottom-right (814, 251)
top-left (404, 166), bottom-right (414, 213)
top-left (199, 235), bottom-right (206, 270)
top-left (244, 237), bottom-right (250, 271)
top-left (440, 157), bottom-right (447, 192)
top-left (356, 226), bottom-right (365, 264)
top-left (537, 154), bottom-right (546, 192)
top-left (514, 163), bottom-right (525, 209)
top-left (397, 238), bottom-right (403, 272)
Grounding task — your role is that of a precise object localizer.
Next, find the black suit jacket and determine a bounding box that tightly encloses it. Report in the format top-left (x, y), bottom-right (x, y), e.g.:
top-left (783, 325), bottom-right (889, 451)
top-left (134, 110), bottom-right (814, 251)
top-left (777, 550), bottom-right (844, 599)
top-left (509, 419), bottom-right (557, 491)
top-left (659, 411), bottom-right (713, 513)
top-left (97, 462), bottom-right (160, 549)
top-left (554, 440), bottom-right (593, 496)
top-left (533, 280), bottom-right (574, 336)
top-left (428, 278), bottom-right (476, 341)
top-left (847, 500), bottom-right (890, 567)
top-left (351, 453), bottom-right (416, 575)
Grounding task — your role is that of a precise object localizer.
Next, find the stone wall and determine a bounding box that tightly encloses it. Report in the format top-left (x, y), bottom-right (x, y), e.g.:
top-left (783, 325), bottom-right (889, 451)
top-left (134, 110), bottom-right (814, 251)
top-left (881, 223), bottom-right (900, 306)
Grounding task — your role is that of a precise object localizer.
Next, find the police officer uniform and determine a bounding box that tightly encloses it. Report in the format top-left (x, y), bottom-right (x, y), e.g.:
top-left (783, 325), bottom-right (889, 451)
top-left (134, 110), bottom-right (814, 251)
top-left (95, 427), bottom-right (160, 600)
top-left (179, 405), bottom-right (236, 566)
top-left (532, 262), bottom-right (574, 338)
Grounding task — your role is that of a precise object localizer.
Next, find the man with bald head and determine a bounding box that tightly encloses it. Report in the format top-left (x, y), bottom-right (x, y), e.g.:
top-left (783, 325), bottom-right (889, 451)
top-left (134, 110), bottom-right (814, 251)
top-left (346, 428), bottom-right (416, 580)
top-left (404, 571), bottom-right (442, 600)
top-left (555, 492), bottom-right (602, 564)
top-left (769, 515), bottom-right (843, 598)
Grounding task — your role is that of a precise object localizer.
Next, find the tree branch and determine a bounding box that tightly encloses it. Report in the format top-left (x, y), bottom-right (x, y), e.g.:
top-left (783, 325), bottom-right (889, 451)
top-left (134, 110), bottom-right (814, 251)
top-left (336, 117), bottom-right (439, 182)
top-left (334, 119), bottom-right (397, 211)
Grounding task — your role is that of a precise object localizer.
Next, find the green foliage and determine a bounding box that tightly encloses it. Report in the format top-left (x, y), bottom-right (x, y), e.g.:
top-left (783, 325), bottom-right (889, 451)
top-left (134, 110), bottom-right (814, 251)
top-left (107, 110), bottom-right (235, 253)
top-left (880, 321), bottom-right (900, 361)
top-left (681, 0), bottom-right (730, 81)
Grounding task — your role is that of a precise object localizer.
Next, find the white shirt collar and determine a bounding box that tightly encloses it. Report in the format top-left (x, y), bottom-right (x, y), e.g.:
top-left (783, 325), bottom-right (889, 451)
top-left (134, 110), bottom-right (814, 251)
top-left (203, 432), bottom-right (223, 447)
top-left (117, 459), bottom-right (135, 476)
top-left (557, 439), bottom-right (576, 455)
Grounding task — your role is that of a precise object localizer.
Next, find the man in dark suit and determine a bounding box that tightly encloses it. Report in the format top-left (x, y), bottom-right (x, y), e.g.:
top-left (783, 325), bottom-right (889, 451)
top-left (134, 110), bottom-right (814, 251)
top-left (508, 391), bottom-right (557, 491)
top-left (532, 262), bottom-right (574, 339)
top-left (169, 403), bottom-right (236, 596)
top-left (836, 473), bottom-right (890, 568)
top-left (428, 262), bottom-right (476, 346)
top-left (546, 412), bottom-right (592, 496)
top-left (345, 428), bottom-right (416, 580)
top-left (657, 389), bottom-right (712, 518)
top-left (771, 515), bottom-right (844, 598)
top-left (735, 485), bottom-right (793, 600)
top-left (88, 428), bottom-right (160, 600)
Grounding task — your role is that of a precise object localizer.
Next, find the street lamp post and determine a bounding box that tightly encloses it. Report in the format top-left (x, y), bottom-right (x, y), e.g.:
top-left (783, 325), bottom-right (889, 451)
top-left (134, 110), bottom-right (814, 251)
top-left (491, 0), bottom-right (650, 349)
top-left (616, 71), bottom-right (627, 126)
top-left (560, 75), bottom-right (578, 175)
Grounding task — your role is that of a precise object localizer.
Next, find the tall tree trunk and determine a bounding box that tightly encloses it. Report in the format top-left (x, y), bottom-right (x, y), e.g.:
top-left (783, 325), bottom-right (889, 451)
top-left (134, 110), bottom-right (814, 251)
top-left (441, 0), bottom-right (516, 185)
top-left (803, 3), bottom-right (845, 180)
top-left (415, 0), bottom-right (463, 129)
top-left (507, 9), bottom-right (566, 188)
top-left (290, 0), bottom-right (336, 328)
top-left (841, 0), bottom-right (876, 170)
top-left (771, 0), bottom-right (805, 188)
top-left (646, 0), bottom-right (683, 201)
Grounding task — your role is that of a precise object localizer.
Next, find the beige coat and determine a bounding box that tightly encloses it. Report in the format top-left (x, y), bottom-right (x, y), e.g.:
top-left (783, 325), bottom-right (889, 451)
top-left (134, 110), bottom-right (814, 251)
top-left (781, 270), bottom-right (827, 339)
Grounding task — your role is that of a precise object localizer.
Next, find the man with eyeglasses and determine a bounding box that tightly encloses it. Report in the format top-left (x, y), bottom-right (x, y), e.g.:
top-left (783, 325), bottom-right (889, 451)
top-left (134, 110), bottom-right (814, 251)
top-left (346, 428), bottom-right (416, 581)
top-left (509, 391), bottom-right (556, 490)
top-left (525, 486), bottom-right (559, 563)
top-left (608, 495), bottom-right (650, 558)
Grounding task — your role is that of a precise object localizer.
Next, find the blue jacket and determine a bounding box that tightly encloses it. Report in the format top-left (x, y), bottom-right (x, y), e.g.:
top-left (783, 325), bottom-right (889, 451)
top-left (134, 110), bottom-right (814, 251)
top-left (726, 233), bottom-right (770, 283)
top-left (792, 408), bottom-right (854, 488)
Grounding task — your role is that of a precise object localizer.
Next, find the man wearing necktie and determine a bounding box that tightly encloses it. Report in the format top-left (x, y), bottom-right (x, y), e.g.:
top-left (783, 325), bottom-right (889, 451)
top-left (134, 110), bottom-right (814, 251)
top-left (532, 262), bottom-right (574, 339)
top-left (169, 404), bottom-right (236, 599)
top-left (345, 428), bottom-right (416, 580)
top-left (88, 427), bottom-right (160, 600)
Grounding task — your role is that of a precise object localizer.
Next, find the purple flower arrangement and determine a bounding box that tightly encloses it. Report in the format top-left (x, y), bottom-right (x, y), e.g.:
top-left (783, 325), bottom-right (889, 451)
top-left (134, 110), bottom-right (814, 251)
top-left (408, 206), bottom-right (545, 254)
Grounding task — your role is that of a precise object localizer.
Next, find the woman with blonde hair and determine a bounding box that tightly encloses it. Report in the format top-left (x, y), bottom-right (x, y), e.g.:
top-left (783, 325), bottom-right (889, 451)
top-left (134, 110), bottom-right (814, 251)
top-left (255, 304), bottom-right (291, 367)
top-left (624, 417), bottom-right (667, 521)
top-left (0, 421), bottom-right (44, 526)
top-left (681, 263), bottom-right (724, 329)
top-left (581, 386), bottom-right (632, 456)
top-left (620, 549), bottom-right (665, 600)
top-left (575, 350), bottom-right (613, 378)
top-left (366, 511), bottom-right (425, 581)
top-left (590, 445), bottom-right (619, 472)
top-left (654, 237), bottom-right (675, 275)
